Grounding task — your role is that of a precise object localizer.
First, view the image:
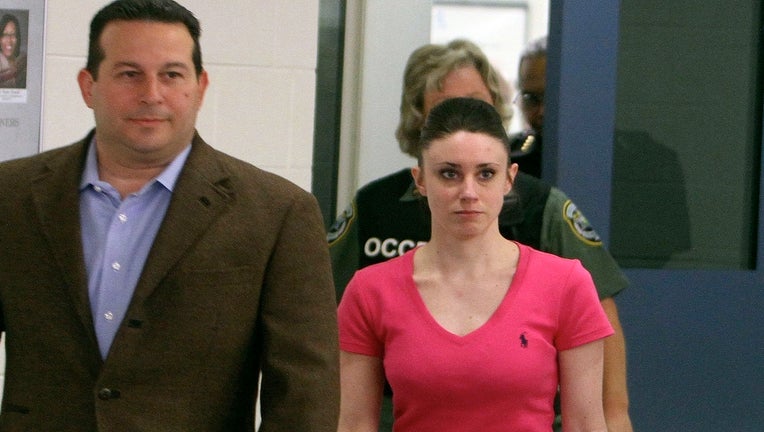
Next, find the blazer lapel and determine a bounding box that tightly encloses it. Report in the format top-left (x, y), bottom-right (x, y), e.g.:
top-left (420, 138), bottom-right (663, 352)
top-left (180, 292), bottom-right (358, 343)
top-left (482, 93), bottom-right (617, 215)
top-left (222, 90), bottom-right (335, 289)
top-left (26, 134), bottom-right (234, 359)
top-left (129, 135), bottom-right (235, 304)
top-left (30, 138), bottom-right (97, 345)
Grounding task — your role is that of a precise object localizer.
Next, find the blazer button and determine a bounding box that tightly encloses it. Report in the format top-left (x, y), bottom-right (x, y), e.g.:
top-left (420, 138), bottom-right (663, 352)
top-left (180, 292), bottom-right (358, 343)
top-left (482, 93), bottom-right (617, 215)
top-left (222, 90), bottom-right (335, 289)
top-left (98, 388), bottom-right (121, 400)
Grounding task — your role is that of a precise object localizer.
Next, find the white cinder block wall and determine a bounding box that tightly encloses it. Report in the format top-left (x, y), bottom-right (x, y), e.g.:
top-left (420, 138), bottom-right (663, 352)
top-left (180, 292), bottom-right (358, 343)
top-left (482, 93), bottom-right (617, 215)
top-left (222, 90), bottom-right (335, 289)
top-left (0, 0), bottom-right (320, 409)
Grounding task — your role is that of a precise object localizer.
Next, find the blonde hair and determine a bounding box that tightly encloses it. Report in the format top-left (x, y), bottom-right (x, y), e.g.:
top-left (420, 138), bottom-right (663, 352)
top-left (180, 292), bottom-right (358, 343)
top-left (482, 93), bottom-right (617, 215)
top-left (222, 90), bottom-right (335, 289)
top-left (395, 39), bottom-right (510, 157)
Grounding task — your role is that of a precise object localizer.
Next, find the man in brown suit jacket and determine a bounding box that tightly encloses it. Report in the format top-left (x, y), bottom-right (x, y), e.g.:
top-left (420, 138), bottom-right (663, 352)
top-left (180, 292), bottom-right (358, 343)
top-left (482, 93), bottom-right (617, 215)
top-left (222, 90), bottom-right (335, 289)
top-left (0, 1), bottom-right (339, 430)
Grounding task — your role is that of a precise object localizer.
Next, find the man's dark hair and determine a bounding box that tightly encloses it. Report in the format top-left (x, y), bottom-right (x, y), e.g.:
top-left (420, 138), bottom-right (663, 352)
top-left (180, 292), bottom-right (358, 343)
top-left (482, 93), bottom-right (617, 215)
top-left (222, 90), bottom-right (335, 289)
top-left (517, 36), bottom-right (546, 86)
top-left (86, 0), bottom-right (202, 79)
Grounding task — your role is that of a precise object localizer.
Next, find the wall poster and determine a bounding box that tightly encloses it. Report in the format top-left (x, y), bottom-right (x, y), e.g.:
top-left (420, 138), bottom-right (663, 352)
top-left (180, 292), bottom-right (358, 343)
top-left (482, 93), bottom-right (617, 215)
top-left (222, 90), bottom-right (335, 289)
top-left (0, 0), bottom-right (45, 162)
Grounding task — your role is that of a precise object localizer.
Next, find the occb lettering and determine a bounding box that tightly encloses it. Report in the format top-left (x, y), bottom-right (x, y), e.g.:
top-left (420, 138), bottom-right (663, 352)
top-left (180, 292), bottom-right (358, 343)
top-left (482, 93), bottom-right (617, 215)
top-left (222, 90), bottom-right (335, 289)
top-left (364, 237), bottom-right (425, 259)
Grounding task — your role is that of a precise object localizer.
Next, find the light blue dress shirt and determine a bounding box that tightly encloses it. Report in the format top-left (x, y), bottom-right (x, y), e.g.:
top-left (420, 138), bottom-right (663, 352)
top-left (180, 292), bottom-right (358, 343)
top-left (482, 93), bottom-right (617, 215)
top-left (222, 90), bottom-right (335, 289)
top-left (79, 140), bottom-right (191, 359)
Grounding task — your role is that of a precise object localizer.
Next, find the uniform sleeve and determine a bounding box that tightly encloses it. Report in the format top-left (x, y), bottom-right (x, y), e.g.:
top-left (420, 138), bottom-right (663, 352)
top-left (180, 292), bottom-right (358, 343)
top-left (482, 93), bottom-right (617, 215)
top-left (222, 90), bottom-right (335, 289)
top-left (555, 260), bottom-right (614, 351)
top-left (337, 272), bottom-right (384, 358)
top-left (540, 187), bottom-right (629, 299)
top-left (327, 200), bottom-right (361, 302)
top-left (259, 192), bottom-right (340, 432)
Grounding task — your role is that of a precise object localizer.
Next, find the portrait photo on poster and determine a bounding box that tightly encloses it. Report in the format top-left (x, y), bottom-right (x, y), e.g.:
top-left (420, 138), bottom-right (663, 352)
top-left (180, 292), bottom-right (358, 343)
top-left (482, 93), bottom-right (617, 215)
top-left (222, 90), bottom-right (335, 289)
top-left (0, 0), bottom-right (44, 163)
top-left (0, 9), bottom-right (28, 96)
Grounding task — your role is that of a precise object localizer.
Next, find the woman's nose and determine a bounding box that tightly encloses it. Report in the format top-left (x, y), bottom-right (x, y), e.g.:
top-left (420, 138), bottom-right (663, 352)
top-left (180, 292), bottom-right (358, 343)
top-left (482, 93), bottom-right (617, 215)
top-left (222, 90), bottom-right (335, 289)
top-left (459, 176), bottom-right (479, 199)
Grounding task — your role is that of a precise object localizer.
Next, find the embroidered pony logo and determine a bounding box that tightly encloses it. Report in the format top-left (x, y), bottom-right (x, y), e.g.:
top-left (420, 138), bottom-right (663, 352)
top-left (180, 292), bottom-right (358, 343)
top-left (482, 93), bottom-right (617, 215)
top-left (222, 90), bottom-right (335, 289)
top-left (520, 332), bottom-right (529, 348)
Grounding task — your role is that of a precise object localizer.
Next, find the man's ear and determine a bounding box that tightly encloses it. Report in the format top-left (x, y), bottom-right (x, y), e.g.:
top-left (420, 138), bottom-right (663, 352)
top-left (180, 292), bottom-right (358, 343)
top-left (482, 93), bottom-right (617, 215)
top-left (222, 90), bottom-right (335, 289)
top-left (196, 69), bottom-right (210, 106)
top-left (77, 69), bottom-right (95, 109)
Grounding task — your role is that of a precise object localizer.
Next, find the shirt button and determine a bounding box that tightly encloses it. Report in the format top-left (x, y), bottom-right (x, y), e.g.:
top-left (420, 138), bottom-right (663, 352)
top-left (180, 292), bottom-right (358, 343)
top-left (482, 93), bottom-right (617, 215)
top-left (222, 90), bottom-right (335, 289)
top-left (118, 213), bottom-right (128, 223)
top-left (111, 262), bottom-right (121, 271)
top-left (104, 311), bottom-right (114, 321)
top-left (98, 388), bottom-right (121, 400)
top-left (93, 185), bottom-right (103, 193)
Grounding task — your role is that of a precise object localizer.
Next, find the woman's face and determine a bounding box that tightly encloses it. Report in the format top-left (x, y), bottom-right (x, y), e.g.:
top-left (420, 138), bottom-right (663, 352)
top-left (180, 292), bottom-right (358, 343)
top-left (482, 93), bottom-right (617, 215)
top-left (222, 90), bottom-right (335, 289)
top-left (412, 130), bottom-right (517, 239)
top-left (1, 21), bottom-right (18, 59)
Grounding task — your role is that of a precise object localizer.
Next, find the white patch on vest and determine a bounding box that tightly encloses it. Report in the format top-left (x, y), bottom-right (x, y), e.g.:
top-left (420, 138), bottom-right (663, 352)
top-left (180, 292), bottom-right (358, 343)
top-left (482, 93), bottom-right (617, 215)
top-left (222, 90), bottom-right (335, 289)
top-left (327, 203), bottom-right (354, 243)
top-left (562, 200), bottom-right (602, 245)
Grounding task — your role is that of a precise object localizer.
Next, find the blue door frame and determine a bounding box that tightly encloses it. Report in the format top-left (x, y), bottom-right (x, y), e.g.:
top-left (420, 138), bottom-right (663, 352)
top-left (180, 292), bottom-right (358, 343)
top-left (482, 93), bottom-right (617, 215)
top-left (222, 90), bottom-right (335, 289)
top-left (547, 1), bottom-right (764, 430)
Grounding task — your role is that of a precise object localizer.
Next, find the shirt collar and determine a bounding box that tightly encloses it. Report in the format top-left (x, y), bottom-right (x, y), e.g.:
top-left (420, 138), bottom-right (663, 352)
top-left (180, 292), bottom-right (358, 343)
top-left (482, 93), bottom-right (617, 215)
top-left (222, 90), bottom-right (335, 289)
top-left (79, 137), bottom-right (192, 193)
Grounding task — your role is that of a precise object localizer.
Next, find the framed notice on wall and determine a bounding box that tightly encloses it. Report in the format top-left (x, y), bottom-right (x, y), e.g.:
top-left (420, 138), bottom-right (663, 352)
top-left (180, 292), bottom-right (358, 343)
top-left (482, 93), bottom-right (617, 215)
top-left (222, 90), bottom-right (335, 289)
top-left (0, 0), bottom-right (45, 162)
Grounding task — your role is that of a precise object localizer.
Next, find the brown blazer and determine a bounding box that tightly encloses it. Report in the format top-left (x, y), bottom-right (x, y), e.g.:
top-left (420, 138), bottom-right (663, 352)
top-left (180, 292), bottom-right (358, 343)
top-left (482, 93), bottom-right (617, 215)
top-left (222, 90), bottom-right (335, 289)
top-left (0, 131), bottom-right (339, 431)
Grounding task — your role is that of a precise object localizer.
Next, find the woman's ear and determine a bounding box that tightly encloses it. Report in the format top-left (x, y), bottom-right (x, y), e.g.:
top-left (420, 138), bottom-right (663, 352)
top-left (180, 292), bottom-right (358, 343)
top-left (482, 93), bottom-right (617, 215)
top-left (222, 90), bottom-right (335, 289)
top-left (506, 162), bottom-right (519, 194)
top-left (411, 166), bottom-right (426, 196)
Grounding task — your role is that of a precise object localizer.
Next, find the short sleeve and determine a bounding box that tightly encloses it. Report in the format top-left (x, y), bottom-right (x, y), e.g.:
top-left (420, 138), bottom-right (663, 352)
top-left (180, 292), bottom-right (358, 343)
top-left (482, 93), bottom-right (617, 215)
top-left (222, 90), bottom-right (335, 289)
top-left (555, 260), bottom-right (614, 351)
top-left (337, 273), bottom-right (384, 357)
top-left (541, 188), bottom-right (629, 300)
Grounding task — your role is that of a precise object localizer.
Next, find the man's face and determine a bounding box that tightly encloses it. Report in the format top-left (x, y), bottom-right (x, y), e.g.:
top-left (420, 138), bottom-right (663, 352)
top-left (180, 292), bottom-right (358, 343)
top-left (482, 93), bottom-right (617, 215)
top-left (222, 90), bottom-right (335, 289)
top-left (517, 55), bottom-right (546, 135)
top-left (78, 20), bottom-right (208, 167)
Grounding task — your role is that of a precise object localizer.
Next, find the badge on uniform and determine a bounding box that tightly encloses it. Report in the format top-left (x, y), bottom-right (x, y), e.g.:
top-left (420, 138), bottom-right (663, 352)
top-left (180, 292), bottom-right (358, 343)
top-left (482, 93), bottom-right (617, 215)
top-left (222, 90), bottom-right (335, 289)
top-left (562, 200), bottom-right (602, 245)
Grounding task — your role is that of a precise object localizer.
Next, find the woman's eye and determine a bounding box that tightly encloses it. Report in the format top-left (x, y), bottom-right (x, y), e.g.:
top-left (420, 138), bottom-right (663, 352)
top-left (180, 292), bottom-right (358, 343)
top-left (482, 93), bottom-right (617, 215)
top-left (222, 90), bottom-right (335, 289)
top-left (479, 169), bottom-right (495, 179)
top-left (440, 169), bottom-right (458, 179)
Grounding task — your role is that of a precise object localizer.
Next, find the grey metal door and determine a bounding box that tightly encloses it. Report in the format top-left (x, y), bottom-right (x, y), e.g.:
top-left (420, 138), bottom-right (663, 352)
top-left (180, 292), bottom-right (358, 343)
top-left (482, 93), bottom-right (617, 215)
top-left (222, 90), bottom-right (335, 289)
top-left (548, 1), bottom-right (764, 430)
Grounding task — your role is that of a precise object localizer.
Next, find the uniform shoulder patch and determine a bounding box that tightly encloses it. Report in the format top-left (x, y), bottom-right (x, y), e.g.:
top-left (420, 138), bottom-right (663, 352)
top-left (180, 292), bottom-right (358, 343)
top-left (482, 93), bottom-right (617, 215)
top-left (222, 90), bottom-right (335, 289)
top-left (327, 202), bottom-right (355, 244)
top-left (562, 200), bottom-right (602, 245)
